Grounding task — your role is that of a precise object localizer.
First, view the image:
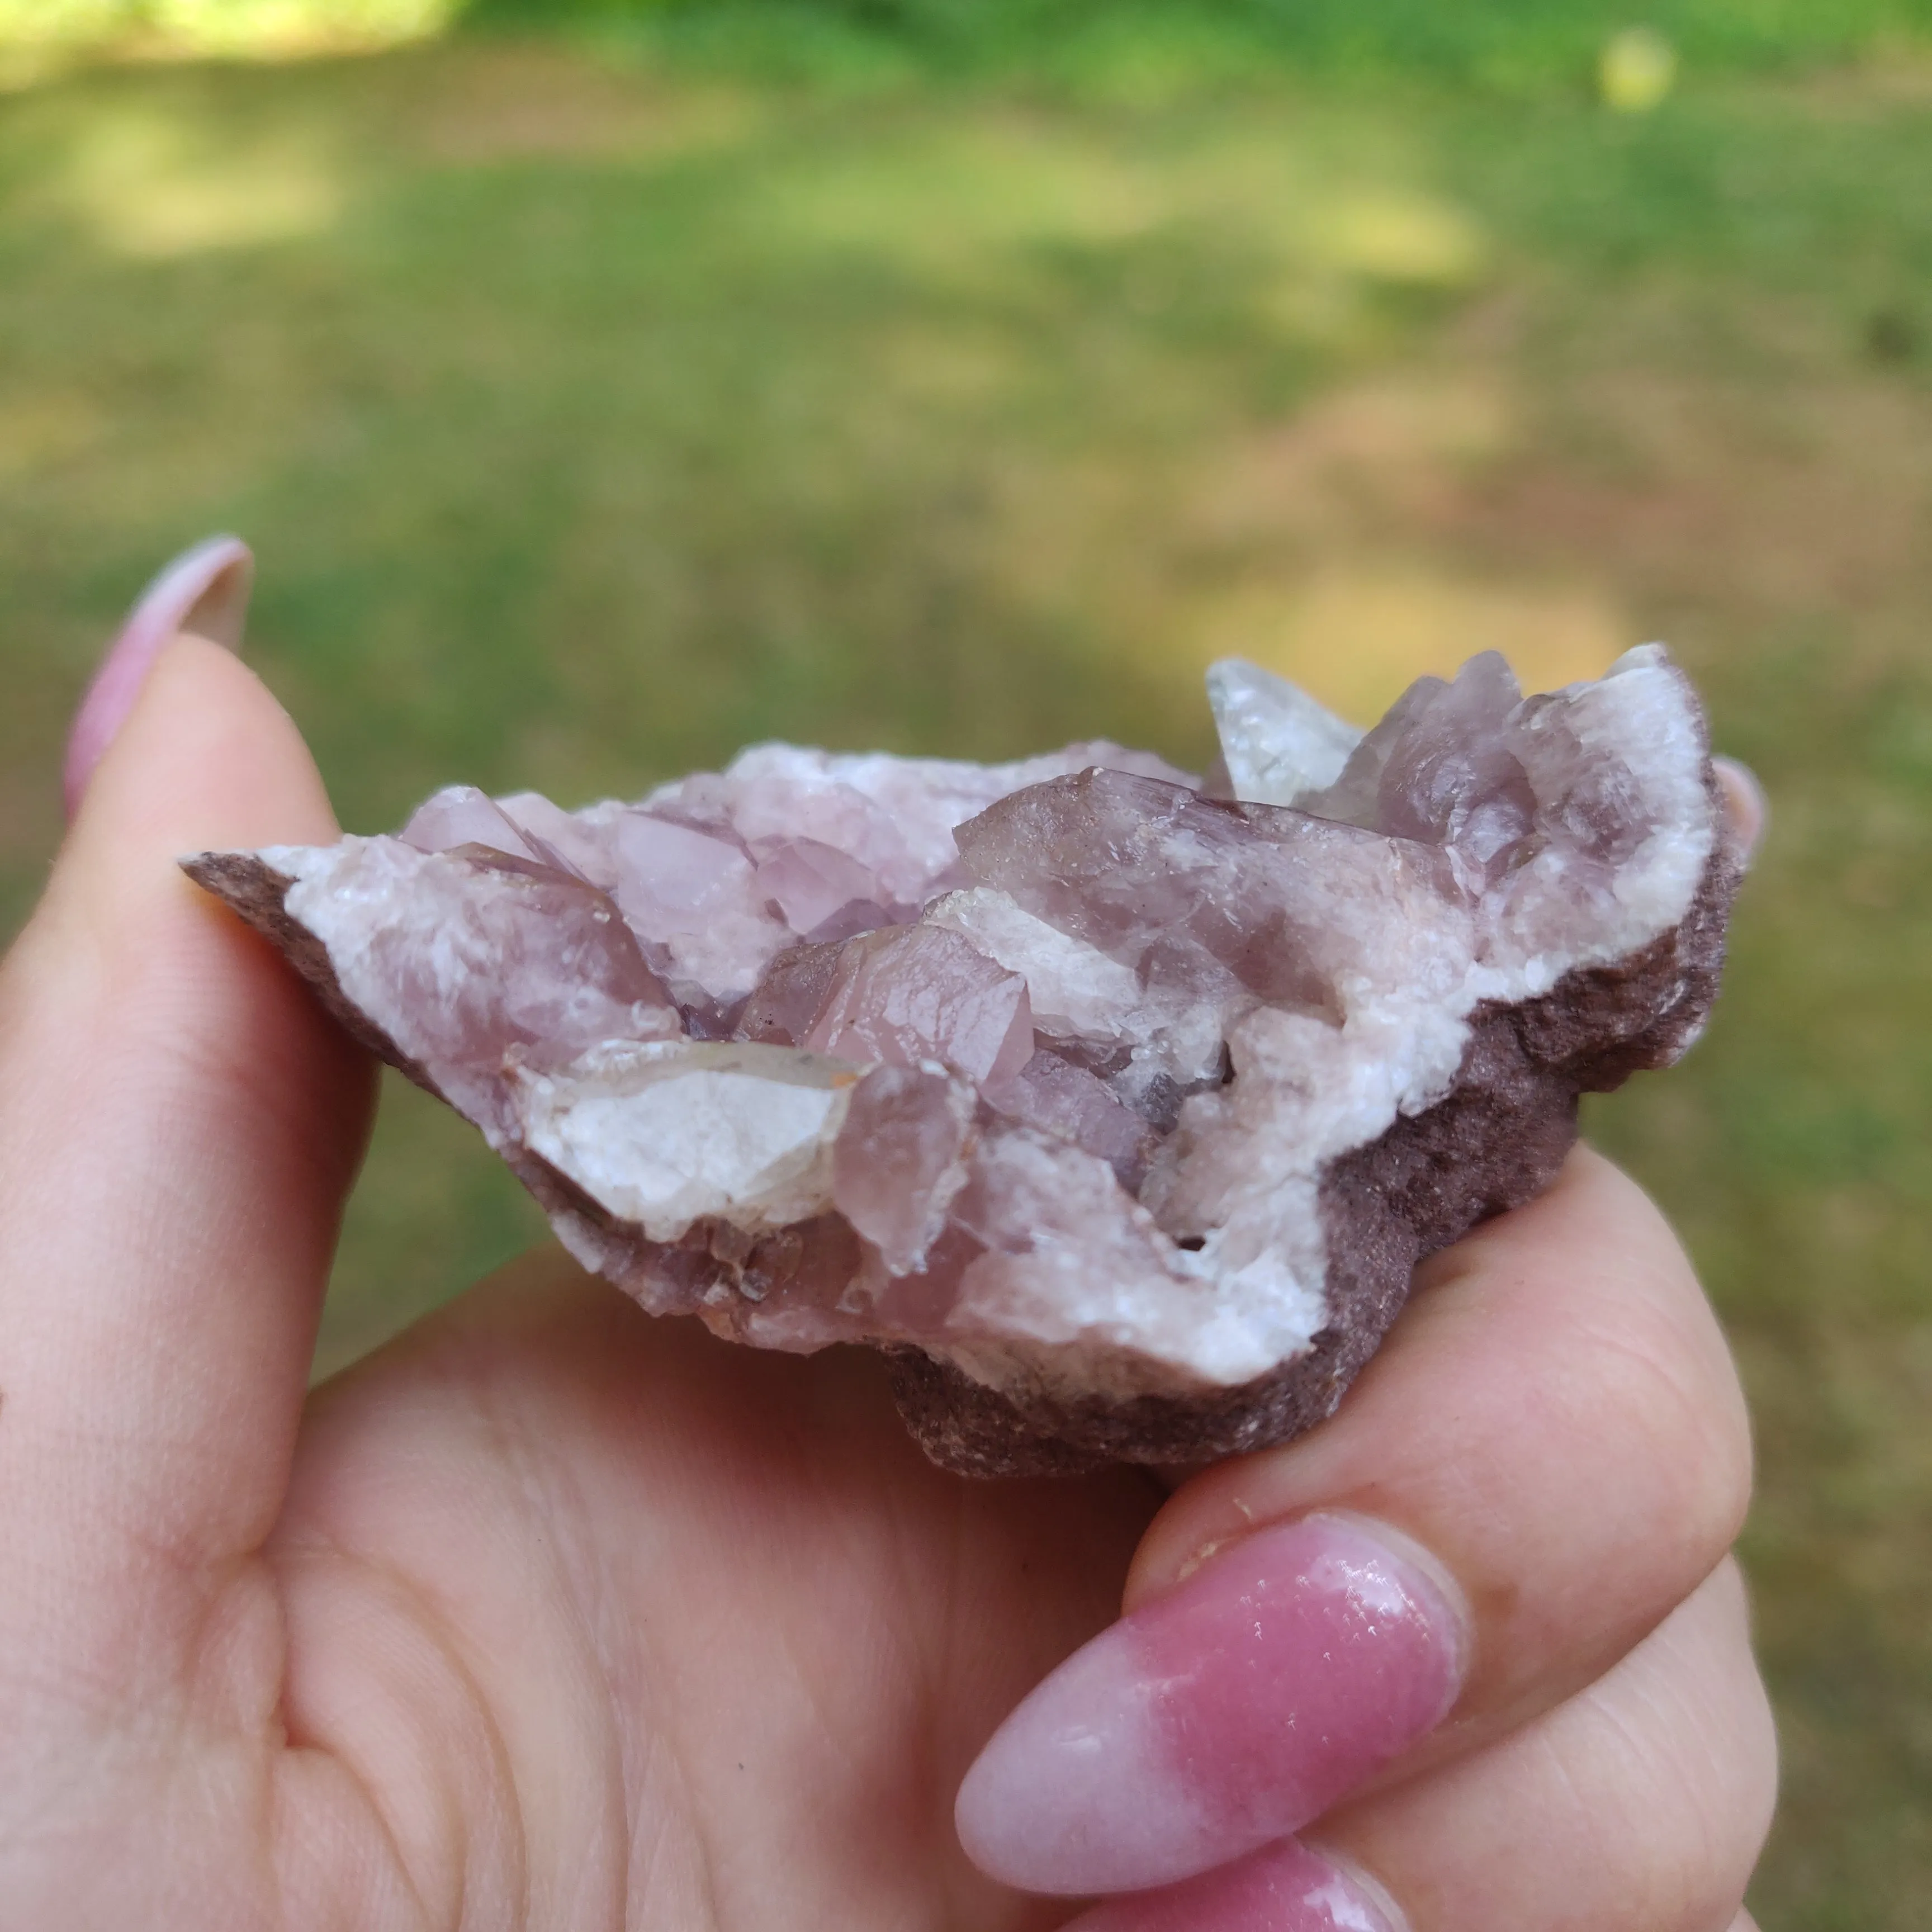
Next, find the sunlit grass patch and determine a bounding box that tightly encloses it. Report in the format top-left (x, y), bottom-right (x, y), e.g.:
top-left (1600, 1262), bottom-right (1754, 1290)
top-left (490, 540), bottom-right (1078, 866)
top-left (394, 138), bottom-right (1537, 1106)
top-left (0, 0), bottom-right (457, 59)
top-left (1599, 24), bottom-right (1680, 110)
top-left (46, 101), bottom-right (342, 252)
top-left (1182, 564), bottom-right (1627, 722)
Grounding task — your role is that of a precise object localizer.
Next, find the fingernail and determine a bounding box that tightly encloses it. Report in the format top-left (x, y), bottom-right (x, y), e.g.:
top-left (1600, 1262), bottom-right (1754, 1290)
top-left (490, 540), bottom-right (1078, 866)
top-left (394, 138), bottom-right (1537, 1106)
top-left (955, 1514), bottom-right (1466, 1896)
top-left (64, 536), bottom-right (254, 819)
top-left (1711, 756), bottom-right (1767, 861)
top-left (1062, 1838), bottom-right (1405, 1932)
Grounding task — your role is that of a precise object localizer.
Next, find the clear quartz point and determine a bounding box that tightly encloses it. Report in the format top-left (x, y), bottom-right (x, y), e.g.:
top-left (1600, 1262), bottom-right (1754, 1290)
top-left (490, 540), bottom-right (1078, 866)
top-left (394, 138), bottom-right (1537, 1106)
top-left (1205, 659), bottom-right (1364, 807)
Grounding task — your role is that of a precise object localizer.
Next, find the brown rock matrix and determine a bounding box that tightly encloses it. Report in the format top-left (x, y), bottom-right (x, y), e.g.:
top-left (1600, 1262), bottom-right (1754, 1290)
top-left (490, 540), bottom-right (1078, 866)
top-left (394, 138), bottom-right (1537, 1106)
top-left (187, 649), bottom-right (1746, 1476)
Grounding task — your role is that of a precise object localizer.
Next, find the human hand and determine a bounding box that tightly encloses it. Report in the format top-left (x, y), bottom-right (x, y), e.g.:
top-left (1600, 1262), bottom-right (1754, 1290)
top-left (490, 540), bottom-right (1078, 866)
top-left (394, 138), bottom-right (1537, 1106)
top-left (0, 542), bottom-right (1774, 1929)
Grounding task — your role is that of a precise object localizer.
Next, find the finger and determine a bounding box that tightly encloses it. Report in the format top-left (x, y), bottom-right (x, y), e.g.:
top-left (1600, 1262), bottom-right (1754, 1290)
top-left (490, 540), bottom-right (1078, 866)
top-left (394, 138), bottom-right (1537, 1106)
top-left (1315, 1557), bottom-right (1777, 1932)
top-left (1055, 1559), bottom-right (1775, 1932)
top-left (0, 582), bottom-right (373, 1697)
top-left (956, 1148), bottom-right (1751, 1892)
top-left (1711, 757), bottom-right (1767, 860)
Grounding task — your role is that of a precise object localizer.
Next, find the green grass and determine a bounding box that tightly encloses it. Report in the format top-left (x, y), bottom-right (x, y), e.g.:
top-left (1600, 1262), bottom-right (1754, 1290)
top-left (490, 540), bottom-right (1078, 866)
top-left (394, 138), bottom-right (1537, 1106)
top-left (14, 0), bottom-right (1932, 93)
top-left (3, 28), bottom-right (1930, 1928)
top-left (466, 0), bottom-right (1932, 94)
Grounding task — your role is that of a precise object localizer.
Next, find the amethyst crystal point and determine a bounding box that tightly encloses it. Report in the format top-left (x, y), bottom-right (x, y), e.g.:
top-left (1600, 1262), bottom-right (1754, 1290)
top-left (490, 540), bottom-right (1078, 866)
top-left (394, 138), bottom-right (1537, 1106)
top-left (185, 647), bottom-right (1748, 1476)
top-left (802, 925), bottom-right (1036, 1092)
top-left (834, 1063), bottom-right (976, 1277)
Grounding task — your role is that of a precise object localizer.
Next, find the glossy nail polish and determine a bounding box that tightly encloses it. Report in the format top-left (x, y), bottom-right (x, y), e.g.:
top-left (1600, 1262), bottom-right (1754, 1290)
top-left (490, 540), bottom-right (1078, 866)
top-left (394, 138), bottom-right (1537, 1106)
top-left (956, 1514), bottom-right (1465, 1895)
top-left (1064, 1838), bottom-right (1403, 1932)
top-left (64, 536), bottom-right (253, 818)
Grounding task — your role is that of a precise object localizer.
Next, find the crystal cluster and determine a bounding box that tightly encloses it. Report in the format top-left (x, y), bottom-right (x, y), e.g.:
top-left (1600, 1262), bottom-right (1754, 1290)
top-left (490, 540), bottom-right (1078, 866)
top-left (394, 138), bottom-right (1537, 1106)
top-left (187, 650), bottom-right (1746, 1475)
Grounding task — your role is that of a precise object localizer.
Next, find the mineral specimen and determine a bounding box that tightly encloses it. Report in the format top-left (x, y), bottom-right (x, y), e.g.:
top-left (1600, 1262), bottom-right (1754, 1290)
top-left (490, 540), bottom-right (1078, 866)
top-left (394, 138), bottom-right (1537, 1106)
top-left (186, 648), bottom-right (1748, 1476)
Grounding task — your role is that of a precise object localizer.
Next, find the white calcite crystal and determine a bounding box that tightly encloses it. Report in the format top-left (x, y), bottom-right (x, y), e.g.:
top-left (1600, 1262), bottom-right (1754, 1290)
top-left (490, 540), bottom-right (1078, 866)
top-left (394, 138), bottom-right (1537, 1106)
top-left (188, 649), bottom-right (1747, 1475)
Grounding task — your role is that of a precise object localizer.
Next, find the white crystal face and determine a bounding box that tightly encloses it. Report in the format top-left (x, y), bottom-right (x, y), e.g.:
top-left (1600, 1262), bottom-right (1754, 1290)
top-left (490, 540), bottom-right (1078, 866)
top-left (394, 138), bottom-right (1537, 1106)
top-left (246, 647), bottom-right (1727, 1403)
top-left (1205, 659), bottom-right (1363, 807)
top-left (512, 1041), bottom-right (856, 1243)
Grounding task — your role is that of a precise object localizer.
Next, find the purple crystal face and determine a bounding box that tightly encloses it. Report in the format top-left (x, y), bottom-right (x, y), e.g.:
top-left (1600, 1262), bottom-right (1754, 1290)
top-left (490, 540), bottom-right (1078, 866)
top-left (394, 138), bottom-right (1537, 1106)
top-left (211, 648), bottom-right (1743, 1459)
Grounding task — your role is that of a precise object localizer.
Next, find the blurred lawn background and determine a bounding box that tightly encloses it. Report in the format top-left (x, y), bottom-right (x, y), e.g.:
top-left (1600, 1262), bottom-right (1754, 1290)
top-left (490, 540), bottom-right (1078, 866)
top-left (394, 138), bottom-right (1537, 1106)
top-left (3, 2), bottom-right (1930, 1922)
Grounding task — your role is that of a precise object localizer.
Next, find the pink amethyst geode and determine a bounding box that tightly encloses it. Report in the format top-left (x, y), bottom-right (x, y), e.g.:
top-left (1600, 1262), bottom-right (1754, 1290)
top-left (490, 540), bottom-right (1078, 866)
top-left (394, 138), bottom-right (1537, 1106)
top-left (187, 649), bottom-right (1746, 1476)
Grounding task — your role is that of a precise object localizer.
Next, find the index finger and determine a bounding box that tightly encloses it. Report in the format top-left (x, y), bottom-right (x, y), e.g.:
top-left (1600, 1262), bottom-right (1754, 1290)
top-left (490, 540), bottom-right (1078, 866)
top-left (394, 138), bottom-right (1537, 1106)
top-left (956, 1146), bottom-right (1751, 1893)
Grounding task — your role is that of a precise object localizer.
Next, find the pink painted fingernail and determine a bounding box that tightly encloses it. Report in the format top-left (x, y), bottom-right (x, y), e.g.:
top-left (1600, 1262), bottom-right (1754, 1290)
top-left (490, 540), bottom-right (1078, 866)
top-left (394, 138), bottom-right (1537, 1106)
top-left (1063, 1838), bottom-right (1404, 1932)
top-left (64, 535), bottom-right (253, 818)
top-left (955, 1514), bottom-right (1466, 1896)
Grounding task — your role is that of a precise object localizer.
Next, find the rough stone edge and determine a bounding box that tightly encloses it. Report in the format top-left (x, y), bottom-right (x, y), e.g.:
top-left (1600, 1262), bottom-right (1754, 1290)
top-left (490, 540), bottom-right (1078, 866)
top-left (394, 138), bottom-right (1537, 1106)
top-left (181, 852), bottom-right (446, 1102)
top-left (183, 813), bottom-right (1742, 1481)
top-left (884, 821), bottom-right (1745, 1476)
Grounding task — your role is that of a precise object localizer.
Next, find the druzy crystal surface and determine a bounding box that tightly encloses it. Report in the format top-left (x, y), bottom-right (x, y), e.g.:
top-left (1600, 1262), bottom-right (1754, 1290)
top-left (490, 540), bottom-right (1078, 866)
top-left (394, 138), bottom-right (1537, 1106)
top-left (187, 650), bottom-right (1745, 1475)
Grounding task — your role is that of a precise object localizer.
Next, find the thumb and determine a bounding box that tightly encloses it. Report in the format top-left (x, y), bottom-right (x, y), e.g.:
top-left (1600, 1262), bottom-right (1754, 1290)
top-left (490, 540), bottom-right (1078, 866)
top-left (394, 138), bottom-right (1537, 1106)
top-left (0, 548), bottom-right (374, 1704)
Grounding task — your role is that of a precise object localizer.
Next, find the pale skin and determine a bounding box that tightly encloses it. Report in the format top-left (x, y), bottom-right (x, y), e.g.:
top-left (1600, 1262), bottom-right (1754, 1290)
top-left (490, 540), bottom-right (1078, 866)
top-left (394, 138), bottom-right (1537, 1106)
top-left (0, 633), bottom-right (1775, 1929)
